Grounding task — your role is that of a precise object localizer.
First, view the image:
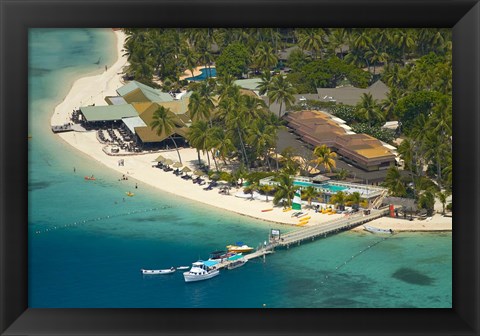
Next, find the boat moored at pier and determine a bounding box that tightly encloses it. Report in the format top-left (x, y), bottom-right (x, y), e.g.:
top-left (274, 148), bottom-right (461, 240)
top-left (183, 260), bottom-right (220, 282)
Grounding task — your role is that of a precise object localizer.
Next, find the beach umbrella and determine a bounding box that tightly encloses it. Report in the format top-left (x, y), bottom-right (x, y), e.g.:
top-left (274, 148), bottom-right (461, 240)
top-left (181, 166), bottom-right (192, 173)
top-left (155, 155), bottom-right (166, 163)
top-left (172, 162), bottom-right (183, 168)
top-left (164, 159), bottom-right (174, 166)
top-left (194, 170), bottom-right (206, 176)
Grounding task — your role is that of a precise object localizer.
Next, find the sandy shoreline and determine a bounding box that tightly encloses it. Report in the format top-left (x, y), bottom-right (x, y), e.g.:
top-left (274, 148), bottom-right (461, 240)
top-left (50, 29), bottom-right (452, 232)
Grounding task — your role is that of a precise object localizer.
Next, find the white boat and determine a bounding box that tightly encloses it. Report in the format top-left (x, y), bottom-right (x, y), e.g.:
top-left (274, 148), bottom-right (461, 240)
top-left (227, 254), bottom-right (248, 270)
top-left (226, 244), bottom-right (254, 253)
top-left (363, 225), bottom-right (394, 234)
top-left (141, 267), bottom-right (176, 275)
top-left (183, 260), bottom-right (220, 282)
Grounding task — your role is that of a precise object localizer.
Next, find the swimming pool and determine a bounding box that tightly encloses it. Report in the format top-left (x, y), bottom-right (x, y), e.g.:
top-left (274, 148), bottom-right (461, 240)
top-left (185, 67), bottom-right (216, 81)
top-left (293, 180), bottom-right (347, 193)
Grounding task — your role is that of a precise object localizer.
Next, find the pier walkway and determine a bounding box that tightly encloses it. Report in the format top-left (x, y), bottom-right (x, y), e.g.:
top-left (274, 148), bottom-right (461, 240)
top-left (274, 207), bottom-right (390, 248)
top-left (212, 207), bottom-right (389, 269)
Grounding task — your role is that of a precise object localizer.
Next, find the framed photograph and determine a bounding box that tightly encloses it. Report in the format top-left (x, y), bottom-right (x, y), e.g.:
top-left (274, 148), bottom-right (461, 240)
top-left (1, 0), bottom-right (478, 335)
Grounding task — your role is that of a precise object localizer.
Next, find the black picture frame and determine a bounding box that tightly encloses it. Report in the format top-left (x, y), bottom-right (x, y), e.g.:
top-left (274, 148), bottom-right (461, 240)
top-left (1, 0), bottom-right (479, 335)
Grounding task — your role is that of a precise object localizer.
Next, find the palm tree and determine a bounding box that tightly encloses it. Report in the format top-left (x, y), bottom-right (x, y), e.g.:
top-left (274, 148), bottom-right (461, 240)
top-left (209, 126), bottom-right (235, 165)
top-left (247, 118), bottom-right (277, 171)
top-left (260, 184), bottom-right (275, 202)
top-left (187, 91), bottom-right (204, 121)
top-left (326, 28), bottom-right (348, 58)
top-left (383, 166), bottom-right (406, 197)
top-left (301, 186), bottom-right (319, 208)
top-left (279, 147), bottom-right (300, 175)
top-left (365, 46), bottom-right (388, 75)
top-left (267, 75), bottom-right (296, 118)
top-left (296, 28), bottom-right (325, 59)
top-left (257, 71), bottom-right (273, 100)
top-left (312, 145), bottom-right (337, 172)
top-left (335, 168), bottom-right (349, 181)
top-left (356, 93), bottom-right (384, 126)
top-left (220, 94), bottom-right (250, 168)
top-left (437, 190), bottom-right (450, 215)
top-left (187, 120), bottom-right (211, 167)
top-left (273, 173), bottom-right (298, 207)
top-left (418, 189), bottom-right (435, 216)
top-left (150, 106), bottom-right (182, 164)
top-left (346, 192), bottom-right (363, 210)
top-left (392, 29), bottom-right (416, 65)
top-left (181, 47), bottom-right (198, 78)
top-left (380, 87), bottom-right (400, 121)
top-left (330, 191), bottom-right (347, 210)
top-left (254, 43), bottom-right (278, 72)
top-left (198, 80), bottom-right (216, 125)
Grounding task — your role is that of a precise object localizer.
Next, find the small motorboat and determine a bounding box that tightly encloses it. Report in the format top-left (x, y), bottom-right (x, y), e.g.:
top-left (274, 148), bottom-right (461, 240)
top-left (363, 225), bottom-right (394, 234)
top-left (141, 267), bottom-right (176, 275)
top-left (227, 254), bottom-right (247, 270)
top-left (176, 266), bottom-right (190, 270)
top-left (183, 260), bottom-right (220, 282)
top-left (126, 192), bottom-right (135, 197)
top-left (208, 250), bottom-right (240, 262)
top-left (226, 242), bottom-right (254, 253)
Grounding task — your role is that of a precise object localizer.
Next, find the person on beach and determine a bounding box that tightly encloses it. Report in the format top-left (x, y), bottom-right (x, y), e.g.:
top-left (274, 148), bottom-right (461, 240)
top-left (105, 65), bottom-right (107, 71)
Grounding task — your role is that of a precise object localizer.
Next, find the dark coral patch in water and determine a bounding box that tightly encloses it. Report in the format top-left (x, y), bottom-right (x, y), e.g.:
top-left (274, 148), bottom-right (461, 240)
top-left (392, 267), bottom-right (434, 286)
top-left (29, 181), bottom-right (52, 191)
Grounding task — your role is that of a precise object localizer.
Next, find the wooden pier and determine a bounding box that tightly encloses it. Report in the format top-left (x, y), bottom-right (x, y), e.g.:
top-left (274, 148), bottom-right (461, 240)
top-left (214, 207), bottom-right (390, 269)
top-left (212, 249), bottom-right (275, 270)
top-left (274, 207), bottom-right (390, 248)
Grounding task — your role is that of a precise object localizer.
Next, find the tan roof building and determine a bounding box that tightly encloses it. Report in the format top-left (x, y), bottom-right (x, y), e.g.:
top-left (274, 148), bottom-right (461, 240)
top-left (131, 102), bottom-right (190, 144)
top-left (284, 110), bottom-right (396, 171)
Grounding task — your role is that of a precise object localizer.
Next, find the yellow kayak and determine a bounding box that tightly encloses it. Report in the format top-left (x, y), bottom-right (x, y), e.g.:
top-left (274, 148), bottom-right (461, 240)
top-left (282, 207), bottom-right (292, 212)
top-left (297, 221), bottom-right (309, 226)
top-left (299, 216), bottom-right (311, 221)
top-left (126, 192), bottom-right (135, 197)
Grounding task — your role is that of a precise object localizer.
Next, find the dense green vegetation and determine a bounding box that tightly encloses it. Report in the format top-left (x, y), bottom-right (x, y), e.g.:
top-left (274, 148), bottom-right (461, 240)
top-left (123, 28), bottom-right (452, 213)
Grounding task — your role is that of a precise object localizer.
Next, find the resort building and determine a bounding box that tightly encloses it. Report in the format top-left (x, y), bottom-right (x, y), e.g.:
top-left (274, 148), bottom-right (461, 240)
top-left (316, 80), bottom-right (389, 105)
top-left (77, 81), bottom-right (192, 150)
top-left (284, 110), bottom-right (396, 171)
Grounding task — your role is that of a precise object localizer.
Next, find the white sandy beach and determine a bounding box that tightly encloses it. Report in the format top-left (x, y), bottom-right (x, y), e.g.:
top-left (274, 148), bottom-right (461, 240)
top-left (51, 29), bottom-right (452, 231)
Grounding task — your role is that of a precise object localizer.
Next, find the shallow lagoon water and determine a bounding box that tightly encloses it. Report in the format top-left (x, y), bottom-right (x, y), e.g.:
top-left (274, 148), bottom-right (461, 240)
top-left (28, 29), bottom-right (452, 308)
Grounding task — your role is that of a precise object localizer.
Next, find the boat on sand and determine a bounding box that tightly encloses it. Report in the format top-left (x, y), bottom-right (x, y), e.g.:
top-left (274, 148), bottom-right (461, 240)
top-left (363, 225), bottom-right (394, 234)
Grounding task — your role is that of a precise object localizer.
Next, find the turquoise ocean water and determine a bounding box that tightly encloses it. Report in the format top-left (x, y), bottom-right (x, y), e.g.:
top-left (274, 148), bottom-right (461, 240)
top-left (28, 29), bottom-right (452, 308)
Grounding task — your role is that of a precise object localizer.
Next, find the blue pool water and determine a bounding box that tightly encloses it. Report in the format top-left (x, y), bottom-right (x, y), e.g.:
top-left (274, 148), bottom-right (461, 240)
top-left (293, 181), bottom-right (347, 193)
top-left (185, 67), bottom-right (216, 81)
top-left (28, 29), bottom-right (452, 308)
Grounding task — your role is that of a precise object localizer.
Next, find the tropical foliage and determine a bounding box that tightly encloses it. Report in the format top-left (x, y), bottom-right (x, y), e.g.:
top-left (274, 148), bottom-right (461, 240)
top-left (124, 28), bottom-right (452, 212)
